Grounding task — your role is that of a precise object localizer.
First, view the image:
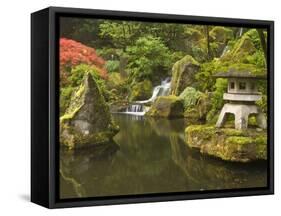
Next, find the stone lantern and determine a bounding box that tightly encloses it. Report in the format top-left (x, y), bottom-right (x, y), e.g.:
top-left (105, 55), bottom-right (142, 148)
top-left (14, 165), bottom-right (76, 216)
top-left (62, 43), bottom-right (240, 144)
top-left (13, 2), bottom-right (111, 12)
top-left (214, 69), bottom-right (267, 130)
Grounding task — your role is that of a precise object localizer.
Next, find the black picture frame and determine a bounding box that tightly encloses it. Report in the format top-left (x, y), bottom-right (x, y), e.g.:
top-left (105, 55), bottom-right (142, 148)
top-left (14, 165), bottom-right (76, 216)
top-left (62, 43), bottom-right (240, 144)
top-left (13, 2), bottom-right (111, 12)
top-left (31, 6), bottom-right (274, 209)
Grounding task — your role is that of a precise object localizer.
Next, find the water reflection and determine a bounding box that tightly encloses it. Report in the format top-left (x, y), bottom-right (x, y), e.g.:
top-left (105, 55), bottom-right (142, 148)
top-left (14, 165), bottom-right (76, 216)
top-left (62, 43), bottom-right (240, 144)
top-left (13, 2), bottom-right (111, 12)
top-left (60, 114), bottom-right (267, 199)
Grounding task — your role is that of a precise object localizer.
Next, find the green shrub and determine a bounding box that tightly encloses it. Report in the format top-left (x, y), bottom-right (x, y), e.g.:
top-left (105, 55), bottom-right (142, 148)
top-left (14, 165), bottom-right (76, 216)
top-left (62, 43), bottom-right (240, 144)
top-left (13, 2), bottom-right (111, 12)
top-left (179, 87), bottom-right (203, 109)
top-left (129, 80), bottom-right (153, 101)
top-left (60, 86), bottom-right (74, 115)
top-left (69, 64), bottom-right (106, 91)
top-left (195, 61), bottom-right (219, 92)
top-left (105, 60), bottom-right (120, 73)
top-left (206, 78), bottom-right (228, 123)
top-left (126, 36), bottom-right (172, 82)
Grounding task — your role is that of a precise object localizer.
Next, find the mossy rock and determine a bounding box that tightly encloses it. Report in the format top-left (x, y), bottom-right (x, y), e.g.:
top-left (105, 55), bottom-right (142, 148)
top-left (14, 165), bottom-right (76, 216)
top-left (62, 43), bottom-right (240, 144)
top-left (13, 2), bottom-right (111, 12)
top-left (170, 55), bottom-right (200, 96)
top-left (145, 95), bottom-right (184, 118)
top-left (185, 125), bottom-right (267, 162)
top-left (210, 27), bottom-right (234, 44)
top-left (213, 29), bottom-right (266, 76)
top-left (129, 80), bottom-right (153, 101)
top-left (221, 32), bottom-right (256, 63)
top-left (210, 27), bottom-right (234, 57)
top-left (60, 72), bottom-right (119, 149)
top-left (184, 108), bottom-right (202, 124)
top-left (185, 27), bottom-right (204, 41)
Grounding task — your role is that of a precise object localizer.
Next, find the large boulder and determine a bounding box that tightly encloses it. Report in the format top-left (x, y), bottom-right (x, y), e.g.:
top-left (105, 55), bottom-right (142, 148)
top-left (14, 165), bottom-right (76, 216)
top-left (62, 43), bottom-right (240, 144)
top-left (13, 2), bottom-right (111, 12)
top-left (185, 125), bottom-right (267, 162)
top-left (60, 73), bottom-right (119, 149)
top-left (210, 27), bottom-right (233, 44)
top-left (170, 55), bottom-right (200, 96)
top-left (146, 96), bottom-right (184, 118)
top-left (221, 30), bottom-right (256, 63)
top-left (129, 80), bottom-right (153, 101)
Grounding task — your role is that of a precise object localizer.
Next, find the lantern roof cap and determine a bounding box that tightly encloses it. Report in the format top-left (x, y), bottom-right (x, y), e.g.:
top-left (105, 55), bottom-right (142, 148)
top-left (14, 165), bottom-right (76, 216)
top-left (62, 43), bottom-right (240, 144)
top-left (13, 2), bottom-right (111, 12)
top-left (213, 68), bottom-right (266, 79)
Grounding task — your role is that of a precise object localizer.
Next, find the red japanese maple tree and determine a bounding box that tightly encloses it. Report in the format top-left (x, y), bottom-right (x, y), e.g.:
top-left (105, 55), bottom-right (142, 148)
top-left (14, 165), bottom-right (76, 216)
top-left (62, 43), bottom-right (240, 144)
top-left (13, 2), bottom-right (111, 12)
top-left (60, 38), bottom-right (108, 84)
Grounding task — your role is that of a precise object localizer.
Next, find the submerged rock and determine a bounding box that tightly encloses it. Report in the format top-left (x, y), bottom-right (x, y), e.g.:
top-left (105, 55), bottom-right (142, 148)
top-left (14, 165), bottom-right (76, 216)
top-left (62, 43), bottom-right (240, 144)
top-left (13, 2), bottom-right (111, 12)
top-left (60, 73), bottom-right (119, 149)
top-left (185, 125), bottom-right (267, 162)
top-left (170, 55), bottom-right (200, 96)
top-left (146, 95), bottom-right (184, 118)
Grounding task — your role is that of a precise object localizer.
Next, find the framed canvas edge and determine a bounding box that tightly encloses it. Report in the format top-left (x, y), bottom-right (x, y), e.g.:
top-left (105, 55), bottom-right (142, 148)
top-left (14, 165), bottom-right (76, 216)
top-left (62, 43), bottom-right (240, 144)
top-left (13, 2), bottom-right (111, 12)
top-left (43, 6), bottom-right (274, 209)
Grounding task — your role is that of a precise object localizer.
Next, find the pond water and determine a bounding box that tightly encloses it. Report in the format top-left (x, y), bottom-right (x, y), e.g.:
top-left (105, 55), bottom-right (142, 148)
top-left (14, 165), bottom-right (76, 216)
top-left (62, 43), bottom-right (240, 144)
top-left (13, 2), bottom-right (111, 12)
top-left (60, 114), bottom-right (267, 199)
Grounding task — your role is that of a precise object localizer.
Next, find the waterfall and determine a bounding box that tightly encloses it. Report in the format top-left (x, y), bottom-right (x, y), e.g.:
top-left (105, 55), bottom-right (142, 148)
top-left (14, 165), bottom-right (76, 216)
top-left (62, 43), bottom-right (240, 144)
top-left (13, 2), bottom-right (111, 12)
top-left (123, 77), bottom-right (171, 116)
top-left (220, 45), bottom-right (229, 57)
top-left (136, 77), bottom-right (171, 104)
top-left (127, 104), bottom-right (143, 112)
top-left (238, 27), bottom-right (243, 37)
top-left (125, 103), bottom-right (147, 116)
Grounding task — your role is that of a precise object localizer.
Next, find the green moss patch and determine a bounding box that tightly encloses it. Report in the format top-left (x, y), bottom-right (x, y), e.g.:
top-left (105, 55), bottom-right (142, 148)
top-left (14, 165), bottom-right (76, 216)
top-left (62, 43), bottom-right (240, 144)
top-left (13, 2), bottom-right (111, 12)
top-left (185, 125), bottom-right (267, 162)
top-left (146, 95), bottom-right (184, 118)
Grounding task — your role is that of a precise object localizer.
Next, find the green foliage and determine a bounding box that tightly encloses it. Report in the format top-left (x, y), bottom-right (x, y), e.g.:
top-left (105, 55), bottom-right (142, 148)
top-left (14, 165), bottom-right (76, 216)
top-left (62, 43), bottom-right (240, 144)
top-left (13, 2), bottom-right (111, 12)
top-left (195, 61), bottom-right (218, 92)
top-left (106, 72), bottom-right (130, 103)
top-left (206, 78), bottom-right (228, 123)
top-left (256, 95), bottom-right (268, 114)
top-left (210, 26), bottom-right (233, 43)
top-left (129, 80), bottom-right (153, 101)
top-left (60, 86), bottom-right (74, 115)
top-left (99, 21), bottom-right (141, 48)
top-left (69, 64), bottom-right (106, 91)
top-left (179, 87), bottom-right (203, 109)
top-left (96, 47), bottom-right (121, 59)
top-left (245, 29), bottom-right (263, 50)
top-left (191, 46), bottom-right (207, 62)
top-left (105, 60), bottom-right (120, 73)
top-left (245, 50), bottom-right (266, 68)
top-left (126, 36), bottom-right (172, 82)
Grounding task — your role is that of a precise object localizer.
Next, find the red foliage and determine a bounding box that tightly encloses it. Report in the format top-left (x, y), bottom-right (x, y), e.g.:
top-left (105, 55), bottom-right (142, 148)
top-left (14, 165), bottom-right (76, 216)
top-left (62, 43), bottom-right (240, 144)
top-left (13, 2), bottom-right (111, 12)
top-left (60, 38), bottom-right (108, 82)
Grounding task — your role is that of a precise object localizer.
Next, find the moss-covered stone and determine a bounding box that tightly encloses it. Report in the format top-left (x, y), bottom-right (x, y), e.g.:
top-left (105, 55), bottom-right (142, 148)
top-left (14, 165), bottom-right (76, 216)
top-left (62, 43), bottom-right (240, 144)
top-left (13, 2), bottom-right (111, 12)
top-left (145, 95), bottom-right (184, 118)
top-left (210, 27), bottom-right (234, 44)
top-left (170, 55), bottom-right (200, 96)
top-left (221, 31), bottom-right (259, 67)
top-left (60, 72), bottom-right (119, 149)
top-left (129, 80), bottom-right (153, 101)
top-left (185, 125), bottom-right (267, 162)
top-left (209, 27), bottom-right (234, 57)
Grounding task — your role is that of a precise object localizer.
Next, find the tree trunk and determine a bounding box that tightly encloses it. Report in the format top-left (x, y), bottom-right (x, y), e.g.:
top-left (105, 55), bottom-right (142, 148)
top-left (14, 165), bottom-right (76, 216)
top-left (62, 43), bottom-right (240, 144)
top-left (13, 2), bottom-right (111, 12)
top-left (257, 29), bottom-right (267, 64)
top-left (205, 26), bottom-right (211, 60)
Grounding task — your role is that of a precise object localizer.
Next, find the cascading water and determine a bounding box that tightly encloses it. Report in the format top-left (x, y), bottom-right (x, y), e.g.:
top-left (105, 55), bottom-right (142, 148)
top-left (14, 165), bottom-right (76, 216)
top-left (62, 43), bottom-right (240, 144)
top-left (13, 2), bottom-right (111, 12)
top-left (220, 45), bottom-right (229, 57)
top-left (124, 77), bottom-right (171, 116)
top-left (137, 77), bottom-right (171, 104)
top-left (238, 27), bottom-right (243, 37)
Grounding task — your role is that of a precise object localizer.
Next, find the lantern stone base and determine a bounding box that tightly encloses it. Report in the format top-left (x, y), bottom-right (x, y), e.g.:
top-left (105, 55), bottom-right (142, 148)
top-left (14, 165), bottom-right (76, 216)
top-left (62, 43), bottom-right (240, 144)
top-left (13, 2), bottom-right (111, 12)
top-left (216, 103), bottom-right (267, 130)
